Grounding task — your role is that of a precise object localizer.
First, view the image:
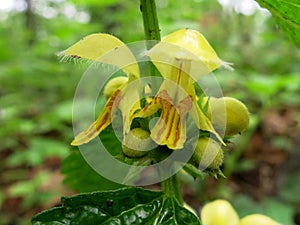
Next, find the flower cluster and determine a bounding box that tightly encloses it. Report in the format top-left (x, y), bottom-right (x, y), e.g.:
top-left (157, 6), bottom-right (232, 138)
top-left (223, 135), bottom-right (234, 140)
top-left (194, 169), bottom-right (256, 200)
top-left (65, 29), bottom-right (248, 169)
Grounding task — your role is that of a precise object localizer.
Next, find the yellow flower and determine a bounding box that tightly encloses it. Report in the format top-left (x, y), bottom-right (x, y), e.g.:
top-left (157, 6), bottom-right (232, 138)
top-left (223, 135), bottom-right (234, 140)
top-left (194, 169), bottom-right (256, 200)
top-left (64, 34), bottom-right (141, 146)
top-left (133, 79), bottom-right (194, 149)
top-left (67, 29), bottom-right (230, 149)
top-left (134, 29), bottom-right (230, 149)
top-left (201, 199), bottom-right (281, 225)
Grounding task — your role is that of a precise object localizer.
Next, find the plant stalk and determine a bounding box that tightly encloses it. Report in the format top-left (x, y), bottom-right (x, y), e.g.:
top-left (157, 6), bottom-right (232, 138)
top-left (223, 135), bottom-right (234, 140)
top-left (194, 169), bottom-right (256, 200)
top-left (140, 0), bottom-right (162, 88)
top-left (161, 174), bottom-right (183, 205)
top-left (140, 0), bottom-right (161, 44)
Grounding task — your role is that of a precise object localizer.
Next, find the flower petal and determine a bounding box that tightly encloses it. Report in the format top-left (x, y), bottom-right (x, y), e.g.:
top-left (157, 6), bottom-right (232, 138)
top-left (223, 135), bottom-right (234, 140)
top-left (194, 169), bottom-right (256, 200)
top-left (189, 89), bottom-right (225, 145)
top-left (71, 74), bottom-right (143, 146)
top-left (71, 89), bottom-right (121, 146)
top-left (117, 81), bottom-right (142, 136)
top-left (162, 28), bottom-right (224, 71)
top-left (63, 33), bottom-right (140, 78)
top-left (134, 87), bottom-right (192, 150)
top-left (151, 91), bottom-right (192, 149)
top-left (147, 43), bottom-right (210, 82)
top-left (147, 29), bottom-right (231, 81)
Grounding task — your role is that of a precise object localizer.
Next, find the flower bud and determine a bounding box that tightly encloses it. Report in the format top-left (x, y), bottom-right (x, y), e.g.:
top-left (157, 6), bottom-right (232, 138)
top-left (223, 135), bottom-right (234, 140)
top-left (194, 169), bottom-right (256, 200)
top-left (194, 137), bottom-right (224, 169)
top-left (122, 128), bottom-right (152, 158)
top-left (104, 76), bottom-right (128, 99)
top-left (239, 214), bottom-right (281, 225)
top-left (201, 199), bottom-right (239, 225)
top-left (207, 97), bottom-right (250, 136)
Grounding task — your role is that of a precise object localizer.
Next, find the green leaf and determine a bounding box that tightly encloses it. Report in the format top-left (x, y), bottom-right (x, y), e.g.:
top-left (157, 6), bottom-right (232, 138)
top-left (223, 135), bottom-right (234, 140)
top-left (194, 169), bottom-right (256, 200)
top-left (62, 124), bottom-right (127, 192)
top-left (9, 171), bottom-right (53, 208)
top-left (61, 148), bottom-right (124, 192)
top-left (32, 187), bottom-right (201, 225)
top-left (256, 0), bottom-right (300, 48)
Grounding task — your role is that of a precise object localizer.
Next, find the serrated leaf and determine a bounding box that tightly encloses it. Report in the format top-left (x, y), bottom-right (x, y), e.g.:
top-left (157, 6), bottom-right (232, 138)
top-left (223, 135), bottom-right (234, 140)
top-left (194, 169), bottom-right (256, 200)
top-left (32, 187), bottom-right (201, 225)
top-left (256, 0), bottom-right (300, 48)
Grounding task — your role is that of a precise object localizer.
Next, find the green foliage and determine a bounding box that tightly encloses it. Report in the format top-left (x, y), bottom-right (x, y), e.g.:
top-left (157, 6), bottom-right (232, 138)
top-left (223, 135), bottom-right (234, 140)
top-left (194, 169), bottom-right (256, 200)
top-left (61, 148), bottom-right (124, 192)
top-left (32, 187), bottom-right (201, 225)
top-left (0, 6), bottom-right (95, 224)
top-left (9, 171), bottom-right (53, 208)
top-left (245, 74), bottom-right (300, 106)
top-left (256, 0), bottom-right (300, 48)
top-left (61, 125), bottom-right (157, 192)
top-left (0, 191), bottom-right (3, 210)
top-left (280, 175), bottom-right (300, 204)
top-left (232, 195), bottom-right (294, 225)
top-left (7, 138), bottom-right (69, 167)
top-left (71, 0), bottom-right (119, 7)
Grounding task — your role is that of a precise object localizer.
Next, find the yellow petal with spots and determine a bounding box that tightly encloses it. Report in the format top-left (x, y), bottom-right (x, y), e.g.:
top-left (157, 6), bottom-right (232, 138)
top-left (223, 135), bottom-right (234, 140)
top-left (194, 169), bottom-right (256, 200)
top-left (155, 60), bottom-right (224, 145)
top-left (134, 89), bottom-right (192, 150)
top-left (71, 82), bottom-right (142, 146)
top-left (151, 90), bottom-right (192, 149)
top-left (63, 33), bottom-right (140, 78)
top-left (71, 89), bottom-right (121, 146)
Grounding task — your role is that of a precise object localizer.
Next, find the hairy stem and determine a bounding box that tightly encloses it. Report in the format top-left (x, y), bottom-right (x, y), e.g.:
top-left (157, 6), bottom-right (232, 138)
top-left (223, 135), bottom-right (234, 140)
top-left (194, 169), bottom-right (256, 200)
top-left (140, 0), bottom-right (162, 85)
top-left (140, 0), bottom-right (161, 44)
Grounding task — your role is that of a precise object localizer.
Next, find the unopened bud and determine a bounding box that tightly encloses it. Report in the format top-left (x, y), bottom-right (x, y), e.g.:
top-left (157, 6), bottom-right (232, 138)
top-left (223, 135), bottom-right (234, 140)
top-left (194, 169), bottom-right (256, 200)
top-left (122, 128), bottom-right (152, 158)
top-left (194, 137), bottom-right (223, 169)
top-left (204, 97), bottom-right (250, 136)
top-left (104, 76), bottom-right (128, 99)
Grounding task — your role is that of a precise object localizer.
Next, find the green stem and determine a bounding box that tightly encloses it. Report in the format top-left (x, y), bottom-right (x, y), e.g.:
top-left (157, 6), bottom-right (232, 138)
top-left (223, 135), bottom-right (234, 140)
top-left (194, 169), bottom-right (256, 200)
top-left (161, 174), bottom-right (183, 205)
top-left (140, 0), bottom-right (161, 44)
top-left (140, 0), bottom-right (162, 89)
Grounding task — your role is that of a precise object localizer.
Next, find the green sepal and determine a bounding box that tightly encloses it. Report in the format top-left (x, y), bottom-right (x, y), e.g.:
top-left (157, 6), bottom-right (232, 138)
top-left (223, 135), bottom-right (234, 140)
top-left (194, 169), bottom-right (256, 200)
top-left (183, 163), bottom-right (205, 180)
top-left (205, 168), bottom-right (226, 179)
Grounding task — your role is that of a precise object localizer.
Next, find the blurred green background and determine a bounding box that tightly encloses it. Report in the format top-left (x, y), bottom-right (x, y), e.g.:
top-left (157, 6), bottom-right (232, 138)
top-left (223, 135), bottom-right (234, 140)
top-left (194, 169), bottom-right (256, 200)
top-left (0, 0), bottom-right (299, 224)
